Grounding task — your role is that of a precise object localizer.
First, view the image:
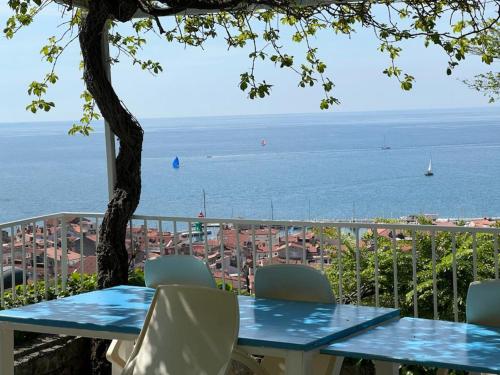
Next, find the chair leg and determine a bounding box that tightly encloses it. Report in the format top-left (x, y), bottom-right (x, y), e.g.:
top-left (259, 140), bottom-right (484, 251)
top-left (0, 326), bottom-right (14, 375)
top-left (106, 339), bottom-right (135, 372)
top-left (327, 356), bottom-right (344, 375)
top-left (372, 360), bottom-right (399, 375)
top-left (284, 350), bottom-right (313, 375)
top-left (230, 348), bottom-right (270, 375)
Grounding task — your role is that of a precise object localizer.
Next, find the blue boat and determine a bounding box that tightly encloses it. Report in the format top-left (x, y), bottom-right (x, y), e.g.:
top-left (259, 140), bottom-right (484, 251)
top-left (172, 156), bottom-right (180, 169)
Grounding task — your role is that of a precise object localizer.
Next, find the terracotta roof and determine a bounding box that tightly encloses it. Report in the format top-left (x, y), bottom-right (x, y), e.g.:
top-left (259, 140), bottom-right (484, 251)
top-left (69, 256), bottom-right (97, 274)
top-left (432, 221), bottom-right (456, 227)
top-left (469, 219), bottom-right (495, 228)
top-left (44, 247), bottom-right (81, 262)
top-left (248, 228), bottom-right (279, 236)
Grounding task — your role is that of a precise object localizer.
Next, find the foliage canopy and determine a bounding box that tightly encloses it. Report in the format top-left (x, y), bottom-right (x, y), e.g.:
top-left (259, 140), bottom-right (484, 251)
top-left (4, 0), bottom-right (499, 133)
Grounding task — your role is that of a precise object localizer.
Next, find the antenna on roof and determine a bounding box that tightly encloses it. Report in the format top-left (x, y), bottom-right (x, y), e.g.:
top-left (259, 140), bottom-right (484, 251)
top-left (308, 199), bottom-right (311, 221)
top-left (202, 189), bottom-right (207, 217)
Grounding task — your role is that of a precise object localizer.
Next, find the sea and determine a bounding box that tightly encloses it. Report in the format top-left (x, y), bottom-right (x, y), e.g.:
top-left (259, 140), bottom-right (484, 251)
top-left (1, 106), bottom-right (499, 223)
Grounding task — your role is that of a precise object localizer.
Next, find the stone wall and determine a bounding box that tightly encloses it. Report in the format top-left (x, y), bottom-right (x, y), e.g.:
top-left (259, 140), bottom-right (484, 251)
top-left (14, 335), bottom-right (372, 375)
top-left (15, 335), bottom-right (91, 375)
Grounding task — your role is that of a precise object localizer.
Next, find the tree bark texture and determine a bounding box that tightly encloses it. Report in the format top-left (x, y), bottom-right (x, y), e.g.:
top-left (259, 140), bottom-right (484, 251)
top-left (79, 0), bottom-right (142, 289)
top-left (79, 2), bottom-right (141, 374)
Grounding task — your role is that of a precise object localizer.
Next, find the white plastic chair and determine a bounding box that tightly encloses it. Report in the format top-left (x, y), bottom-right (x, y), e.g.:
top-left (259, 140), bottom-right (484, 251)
top-left (254, 264), bottom-right (343, 375)
top-left (254, 264), bottom-right (336, 304)
top-left (121, 285), bottom-right (238, 375)
top-left (466, 279), bottom-right (500, 327)
top-left (144, 255), bottom-right (217, 289)
top-left (108, 256), bottom-right (215, 372)
top-left (437, 279), bottom-right (500, 375)
top-left (108, 255), bottom-right (268, 375)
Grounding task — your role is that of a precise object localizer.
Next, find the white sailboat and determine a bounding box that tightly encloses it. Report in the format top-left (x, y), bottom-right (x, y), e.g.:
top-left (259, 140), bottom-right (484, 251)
top-left (381, 135), bottom-right (391, 150)
top-left (425, 158), bottom-right (433, 176)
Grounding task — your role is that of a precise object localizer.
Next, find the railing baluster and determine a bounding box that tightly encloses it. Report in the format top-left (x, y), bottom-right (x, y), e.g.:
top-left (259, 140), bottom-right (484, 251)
top-left (236, 225), bottom-right (241, 293)
top-left (204, 222), bottom-right (208, 263)
top-left (355, 228), bottom-right (361, 305)
top-left (61, 217), bottom-right (68, 291)
top-left (11, 226), bottom-right (16, 299)
top-left (95, 217), bottom-right (99, 282)
top-left (337, 225), bottom-right (343, 303)
top-left (392, 230), bottom-right (398, 309)
top-left (158, 220), bottom-right (164, 256)
top-left (472, 232), bottom-right (477, 281)
top-left (129, 219), bottom-right (134, 260)
top-left (452, 233), bottom-right (458, 322)
top-left (43, 220), bottom-right (48, 299)
top-left (173, 221), bottom-right (178, 255)
top-left (268, 226), bottom-right (272, 263)
top-left (53, 221), bottom-right (58, 295)
top-left (251, 225), bottom-right (256, 271)
top-left (302, 226), bottom-right (307, 265)
top-left (188, 221), bottom-right (193, 256)
top-left (220, 222), bottom-right (225, 290)
top-left (431, 230), bottom-right (438, 320)
top-left (144, 220), bottom-right (149, 259)
top-left (319, 225), bottom-right (324, 272)
top-left (21, 224), bottom-right (26, 294)
top-left (32, 221), bottom-right (37, 293)
top-left (285, 226), bottom-right (289, 264)
top-left (412, 230), bottom-right (418, 318)
top-left (373, 227), bottom-right (379, 308)
top-left (80, 217), bottom-right (84, 282)
top-left (495, 232), bottom-right (499, 280)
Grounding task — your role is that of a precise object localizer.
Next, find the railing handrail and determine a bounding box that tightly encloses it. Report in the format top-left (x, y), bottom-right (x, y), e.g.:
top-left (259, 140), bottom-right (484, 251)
top-left (2, 212), bottom-right (499, 234)
top-left (0, 213), bottom-right (67, 229)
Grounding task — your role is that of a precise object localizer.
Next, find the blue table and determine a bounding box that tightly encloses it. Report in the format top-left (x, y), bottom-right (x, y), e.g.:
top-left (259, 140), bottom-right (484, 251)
top-left (322, 317), bottom-right (500, 374)
top-left (0, 286), bottom-right (399, 375)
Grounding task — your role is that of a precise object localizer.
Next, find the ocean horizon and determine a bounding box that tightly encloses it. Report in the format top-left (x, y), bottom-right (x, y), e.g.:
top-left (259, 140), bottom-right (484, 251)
top-left (1, 106), bottom-right (500, 223)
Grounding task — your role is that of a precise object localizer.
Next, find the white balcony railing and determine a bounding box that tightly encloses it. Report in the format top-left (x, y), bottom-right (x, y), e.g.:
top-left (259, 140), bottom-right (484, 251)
top-left (1, 212), bottom-right (499, 322)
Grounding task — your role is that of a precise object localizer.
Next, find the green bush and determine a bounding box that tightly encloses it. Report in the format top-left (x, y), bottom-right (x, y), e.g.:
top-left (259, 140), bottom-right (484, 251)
top-left (128, 268), bottom-right (146, 286)
top-left (1, 273), bottom-right (98, 311)
top-left (216, 280), bottom-right (233, 292)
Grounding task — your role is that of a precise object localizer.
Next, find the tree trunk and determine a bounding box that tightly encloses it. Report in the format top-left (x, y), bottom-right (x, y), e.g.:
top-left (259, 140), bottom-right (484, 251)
top-left (79, 0), bottom-right (142, 289)
top-left (79, 2), bottom-right (140, 374)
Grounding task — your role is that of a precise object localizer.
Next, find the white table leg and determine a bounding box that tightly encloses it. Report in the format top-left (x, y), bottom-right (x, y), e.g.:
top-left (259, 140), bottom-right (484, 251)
top-left (329, 356), bottom-right (344, 375)
top-left (284, 350), bottom-right (313, 375)
top-left (0, 325), bottom-right (14, 375)
top-left (112, 362), bottom-right (122, 375)
top-left (373, 360), bottom-right (399, 375)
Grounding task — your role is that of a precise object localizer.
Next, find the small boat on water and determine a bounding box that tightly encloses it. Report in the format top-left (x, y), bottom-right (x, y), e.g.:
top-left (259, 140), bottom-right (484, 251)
top-left (261, 139), bottom-right (267, 147)
top-left (425, 158), bottom-right (433, 176)
top-left (172, 156), bottom-right (180, 169)
top-left (381, 136), bottom-right (391, 150)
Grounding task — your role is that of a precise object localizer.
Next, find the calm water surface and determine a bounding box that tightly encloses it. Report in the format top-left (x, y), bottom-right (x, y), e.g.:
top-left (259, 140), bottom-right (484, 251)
top-left (0, 107), bottom-right (499, 222)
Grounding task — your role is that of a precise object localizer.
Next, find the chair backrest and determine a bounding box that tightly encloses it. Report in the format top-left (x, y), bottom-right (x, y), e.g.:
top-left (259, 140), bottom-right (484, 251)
top-left (254, 264), bottom-right (335, 304)
top-left (122, 285), bottom-right (239, 375)
top-left (144, 255), bottom-right (216, 289)
top-left (466, 279), bottom-right (500, 327)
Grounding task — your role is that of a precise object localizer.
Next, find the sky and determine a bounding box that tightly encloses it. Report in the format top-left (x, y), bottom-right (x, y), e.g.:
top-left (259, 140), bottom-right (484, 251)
top-left (0, 3), bottom-right (499, 123)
